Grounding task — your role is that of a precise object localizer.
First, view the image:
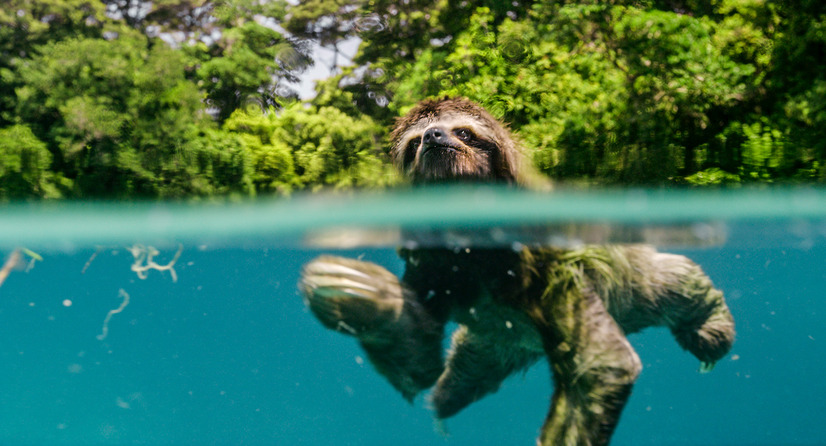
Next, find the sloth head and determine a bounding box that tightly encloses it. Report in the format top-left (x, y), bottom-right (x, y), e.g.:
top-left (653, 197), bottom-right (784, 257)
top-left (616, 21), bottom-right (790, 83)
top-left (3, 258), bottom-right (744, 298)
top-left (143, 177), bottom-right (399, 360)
top-left (389, 97), bottom-right (529, 185)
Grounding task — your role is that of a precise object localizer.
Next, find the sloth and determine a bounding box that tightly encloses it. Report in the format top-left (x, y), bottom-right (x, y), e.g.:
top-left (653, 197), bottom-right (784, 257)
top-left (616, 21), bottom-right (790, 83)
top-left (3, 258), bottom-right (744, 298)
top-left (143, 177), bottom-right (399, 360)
top-left (299, 97), bottom-right (735, 445)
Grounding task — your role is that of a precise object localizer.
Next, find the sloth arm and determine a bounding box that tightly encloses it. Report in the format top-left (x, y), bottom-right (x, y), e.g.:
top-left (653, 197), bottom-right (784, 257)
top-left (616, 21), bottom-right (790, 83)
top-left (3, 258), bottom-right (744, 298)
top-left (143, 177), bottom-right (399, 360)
top-left (538, 283), bottom-right (642, 446)
top-left (299, 255), bottom-right (446, 400)
top-left (430, 324), bottom-right (543, 419)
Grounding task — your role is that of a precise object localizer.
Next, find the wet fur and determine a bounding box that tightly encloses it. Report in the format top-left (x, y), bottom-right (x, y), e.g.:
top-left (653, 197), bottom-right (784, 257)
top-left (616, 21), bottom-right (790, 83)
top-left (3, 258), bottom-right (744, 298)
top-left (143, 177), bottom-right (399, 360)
top-left (389, 98), bottom-right (529, 184)
top-left (299, 98), bottom-right (734, 445)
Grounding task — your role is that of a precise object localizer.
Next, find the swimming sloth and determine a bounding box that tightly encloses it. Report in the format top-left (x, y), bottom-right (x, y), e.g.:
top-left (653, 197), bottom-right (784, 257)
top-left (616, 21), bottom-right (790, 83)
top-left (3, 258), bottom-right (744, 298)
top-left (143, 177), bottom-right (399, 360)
top-left (299, 97), bottom-right (735, 445)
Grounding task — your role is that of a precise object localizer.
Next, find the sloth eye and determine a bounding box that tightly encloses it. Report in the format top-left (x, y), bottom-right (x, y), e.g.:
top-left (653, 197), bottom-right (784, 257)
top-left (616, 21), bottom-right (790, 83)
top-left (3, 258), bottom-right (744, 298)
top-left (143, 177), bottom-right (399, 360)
top-left (404, 137), bottom-right (420, 166)
top-left (454, 128), bottom-right (472, 141)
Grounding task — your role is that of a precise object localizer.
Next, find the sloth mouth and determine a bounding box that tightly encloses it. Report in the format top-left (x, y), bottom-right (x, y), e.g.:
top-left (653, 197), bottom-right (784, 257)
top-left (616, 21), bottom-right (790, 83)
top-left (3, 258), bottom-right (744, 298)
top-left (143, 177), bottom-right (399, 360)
top-left (422, 145), bottom-right (459, 156)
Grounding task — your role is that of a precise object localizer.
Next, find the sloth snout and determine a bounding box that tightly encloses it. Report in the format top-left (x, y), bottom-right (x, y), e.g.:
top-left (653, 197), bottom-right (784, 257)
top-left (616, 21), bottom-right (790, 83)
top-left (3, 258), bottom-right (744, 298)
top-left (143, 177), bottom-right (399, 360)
top-left (423, 127), bottom-right (450, 147)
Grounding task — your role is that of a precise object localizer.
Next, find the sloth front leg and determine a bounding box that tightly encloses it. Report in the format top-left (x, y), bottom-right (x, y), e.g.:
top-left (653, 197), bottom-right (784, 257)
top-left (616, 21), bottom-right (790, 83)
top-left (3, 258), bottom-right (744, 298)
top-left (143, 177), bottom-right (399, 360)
top-left (299, 256), bottom-right (445, 400)
top-left (539, 285), bottom-right (642, 446)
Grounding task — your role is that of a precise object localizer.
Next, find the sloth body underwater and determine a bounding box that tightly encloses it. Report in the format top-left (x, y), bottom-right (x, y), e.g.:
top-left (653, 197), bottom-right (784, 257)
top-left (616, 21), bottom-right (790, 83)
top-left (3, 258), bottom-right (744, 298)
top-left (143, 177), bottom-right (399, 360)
top-left (299, 97), bottom-right (735, 446)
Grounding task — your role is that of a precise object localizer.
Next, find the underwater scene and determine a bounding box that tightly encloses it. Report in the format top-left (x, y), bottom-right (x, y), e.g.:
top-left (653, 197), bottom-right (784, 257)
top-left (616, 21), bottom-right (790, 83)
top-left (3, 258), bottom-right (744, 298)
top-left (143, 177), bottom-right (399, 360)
top-left (1, 187), bottom-right (825, 445)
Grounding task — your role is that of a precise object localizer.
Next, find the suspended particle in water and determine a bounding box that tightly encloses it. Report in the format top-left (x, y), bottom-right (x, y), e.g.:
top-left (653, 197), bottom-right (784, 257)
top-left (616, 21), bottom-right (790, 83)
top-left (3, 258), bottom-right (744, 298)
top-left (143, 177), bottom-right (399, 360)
top-left (81, 247), bottom-right (104, 274)
top-left (97, 289), bottom-right (130, 341)
top-left (336, 320), bottom-right (357, 335)
top-left (62, 299), bottom-right (72, 307)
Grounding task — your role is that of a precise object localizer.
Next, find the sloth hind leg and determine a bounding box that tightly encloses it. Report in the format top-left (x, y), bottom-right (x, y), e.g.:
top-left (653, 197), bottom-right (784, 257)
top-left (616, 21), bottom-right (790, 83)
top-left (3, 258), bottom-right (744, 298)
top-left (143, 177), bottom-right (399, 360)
top-left (431, 326), bottom-right (541, 419)
top-left (644, 253), bottom-right (736, 370)
top-left (540, 286), bottom-right (642, 446)
top-left (668, 284), bottom-right (735, 371)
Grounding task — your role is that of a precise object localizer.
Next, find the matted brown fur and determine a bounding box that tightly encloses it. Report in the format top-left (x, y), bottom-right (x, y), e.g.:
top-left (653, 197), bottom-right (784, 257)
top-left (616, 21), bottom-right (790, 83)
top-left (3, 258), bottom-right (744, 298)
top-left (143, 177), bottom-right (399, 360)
top-left (299, 97), bottom-right (734, 446)
top-left (388, 97), bottom-right (531, 185)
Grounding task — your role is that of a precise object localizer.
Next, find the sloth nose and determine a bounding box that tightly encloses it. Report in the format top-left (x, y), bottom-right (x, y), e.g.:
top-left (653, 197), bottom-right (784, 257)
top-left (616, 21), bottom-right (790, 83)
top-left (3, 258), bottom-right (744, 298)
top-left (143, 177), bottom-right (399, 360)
top-left (422, 127), bottom-right (450, 147)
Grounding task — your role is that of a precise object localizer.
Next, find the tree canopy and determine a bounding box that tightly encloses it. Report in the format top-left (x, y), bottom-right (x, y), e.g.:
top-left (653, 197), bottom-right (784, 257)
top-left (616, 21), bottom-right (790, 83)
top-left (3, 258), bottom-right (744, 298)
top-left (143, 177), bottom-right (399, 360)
top-left (1, 0), bottom-right (824, 200)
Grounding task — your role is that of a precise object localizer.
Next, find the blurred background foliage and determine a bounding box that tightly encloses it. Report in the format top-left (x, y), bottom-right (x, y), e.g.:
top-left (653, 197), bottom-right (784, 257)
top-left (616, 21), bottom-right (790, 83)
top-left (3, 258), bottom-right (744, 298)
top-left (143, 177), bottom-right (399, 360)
top-left (1, 0), bottom-right (824, 200)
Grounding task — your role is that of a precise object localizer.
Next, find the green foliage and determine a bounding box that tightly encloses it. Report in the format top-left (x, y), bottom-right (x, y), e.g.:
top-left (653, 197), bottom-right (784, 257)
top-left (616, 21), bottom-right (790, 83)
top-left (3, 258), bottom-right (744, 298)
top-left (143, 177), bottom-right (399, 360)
top-left (0, 125), bottom-right (63, 199)
top-left (183, 128), bottom-right (255, 198)
top-left (0, 0), bottom-right (107, 126)
top-left (684, 168), bottom-right (742, 186)
top-left (225, 104), bottom-right (398, 193)
top-left (11, 30), bottom-right (239, 198)
top-left (2, 0), bottom-right (826, 201)
top-left (303, 0), bottom-right (825, 185)
top-left (0, 0), bottom-right (323, 200)
top-left (189, 20), bottom-right (311, 122)
top-left (378, 5), bottom-right (760, 184)
top-left (224, 108), bottom-right (299, 194)
top-left (283, 105), bottom-right (397, 190)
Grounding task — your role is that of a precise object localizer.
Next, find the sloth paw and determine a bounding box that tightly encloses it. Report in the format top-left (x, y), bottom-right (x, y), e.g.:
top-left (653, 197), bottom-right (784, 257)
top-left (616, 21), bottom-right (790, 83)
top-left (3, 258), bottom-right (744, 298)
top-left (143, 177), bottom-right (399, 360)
top-left (299, 256), bottom-right (405, 339)
top-left (673, 308), bottom-right (735, 368)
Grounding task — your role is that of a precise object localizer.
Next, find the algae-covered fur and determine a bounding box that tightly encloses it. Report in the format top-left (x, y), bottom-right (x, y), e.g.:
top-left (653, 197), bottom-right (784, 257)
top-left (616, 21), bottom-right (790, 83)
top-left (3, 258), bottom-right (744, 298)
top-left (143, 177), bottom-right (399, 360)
top-left (299, 98), bottom-right (735, 445)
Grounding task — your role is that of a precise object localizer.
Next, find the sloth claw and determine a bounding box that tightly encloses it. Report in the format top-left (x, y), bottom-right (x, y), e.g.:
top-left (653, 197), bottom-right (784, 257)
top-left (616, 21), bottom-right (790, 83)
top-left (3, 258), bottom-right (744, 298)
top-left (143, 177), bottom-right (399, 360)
top-left (299, 256), bottom-right (404, 337)
top-left (699, 361), bottom-right (716, 373)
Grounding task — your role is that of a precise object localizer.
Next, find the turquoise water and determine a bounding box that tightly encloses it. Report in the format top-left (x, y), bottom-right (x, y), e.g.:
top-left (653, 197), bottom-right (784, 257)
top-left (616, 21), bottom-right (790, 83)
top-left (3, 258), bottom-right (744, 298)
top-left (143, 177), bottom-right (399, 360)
top-left (1, 187), bottom-right (825, 445)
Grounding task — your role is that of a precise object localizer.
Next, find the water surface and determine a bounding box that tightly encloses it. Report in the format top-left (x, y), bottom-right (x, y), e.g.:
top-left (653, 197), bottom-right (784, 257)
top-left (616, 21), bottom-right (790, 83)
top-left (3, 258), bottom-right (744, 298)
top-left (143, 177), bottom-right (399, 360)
top-left (1, 187), bottom-right (824, 445)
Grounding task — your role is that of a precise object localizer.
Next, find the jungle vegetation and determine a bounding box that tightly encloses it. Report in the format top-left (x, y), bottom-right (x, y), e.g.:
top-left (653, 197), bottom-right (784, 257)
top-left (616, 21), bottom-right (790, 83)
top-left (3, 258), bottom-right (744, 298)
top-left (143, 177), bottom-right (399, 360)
top-left (1, 0), bottom-right (824, 199)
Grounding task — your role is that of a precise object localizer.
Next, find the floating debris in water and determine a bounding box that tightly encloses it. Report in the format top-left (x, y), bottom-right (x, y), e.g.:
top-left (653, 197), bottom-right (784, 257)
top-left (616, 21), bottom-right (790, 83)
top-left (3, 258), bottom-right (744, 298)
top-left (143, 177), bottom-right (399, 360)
top-left (128, 244), bottom-right (184, 282)
top-left (0, 248), bottom-right (41, 288)
top-left (97, 289), bottom-right (130, 341)
top-left (469, 307), bottom-right (478, 321)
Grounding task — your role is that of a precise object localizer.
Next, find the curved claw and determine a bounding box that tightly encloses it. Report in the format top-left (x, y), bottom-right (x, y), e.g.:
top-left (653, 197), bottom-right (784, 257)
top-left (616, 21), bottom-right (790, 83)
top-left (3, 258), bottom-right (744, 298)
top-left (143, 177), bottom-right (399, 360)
top-left (299, 256), bottom-right (405, 338)
top-left (306, 276), bottom-right (380, 300)
top-left (699, 361), bottom-right (716, 374)
top-left (302, 259), bottom-right (373, 281)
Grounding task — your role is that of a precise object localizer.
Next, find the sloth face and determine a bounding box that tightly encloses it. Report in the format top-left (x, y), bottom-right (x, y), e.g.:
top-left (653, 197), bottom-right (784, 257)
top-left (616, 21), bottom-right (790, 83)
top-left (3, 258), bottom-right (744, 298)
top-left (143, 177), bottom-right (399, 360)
top-left (390, 98), bottom-right (520, 184)
top-left (396, 114), bottom-right (499, 182)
